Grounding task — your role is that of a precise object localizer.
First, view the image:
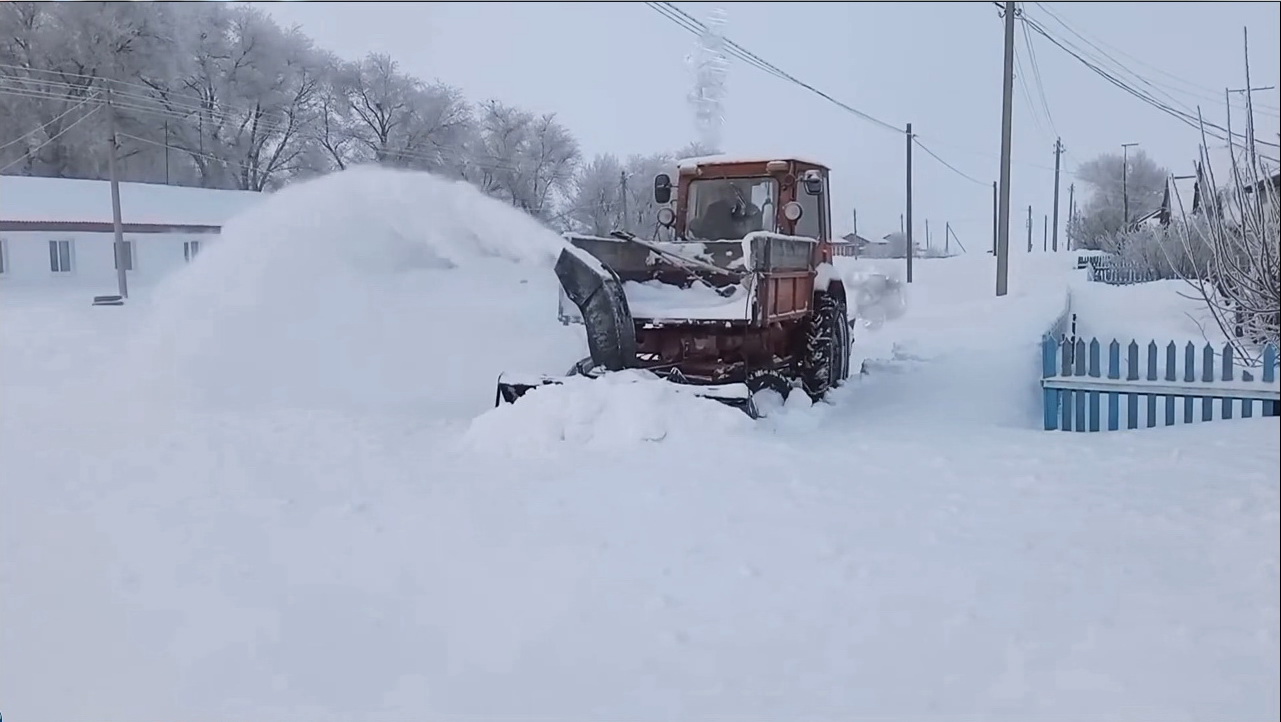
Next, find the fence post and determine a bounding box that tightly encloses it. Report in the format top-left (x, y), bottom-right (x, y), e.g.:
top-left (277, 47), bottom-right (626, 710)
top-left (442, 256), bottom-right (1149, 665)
top-left (1265, 345), bottom-right (1278, 417)
top-left (1201, 344), bottom-right (1215, 422)
top-left (1088, 340), bottom-right (1101, 432)
top-left (1145, 341), bottom-right (1158, 428)
top-left (1042, 336), bottom-right (1060, 430)
top-left (1183, 342), bottom-right (1196, 423)
top-left (1108, 340), bottom-right (1121, 431)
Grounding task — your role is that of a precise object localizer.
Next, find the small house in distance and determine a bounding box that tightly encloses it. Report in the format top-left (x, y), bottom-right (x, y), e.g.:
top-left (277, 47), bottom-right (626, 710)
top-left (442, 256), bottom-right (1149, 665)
top-left (0, 175), bottom-right (263, 291)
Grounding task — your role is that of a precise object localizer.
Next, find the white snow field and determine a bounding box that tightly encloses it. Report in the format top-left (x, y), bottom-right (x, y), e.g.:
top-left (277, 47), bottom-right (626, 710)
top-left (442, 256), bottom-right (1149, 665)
top-left (2, 166), bottom-right (1277, 721)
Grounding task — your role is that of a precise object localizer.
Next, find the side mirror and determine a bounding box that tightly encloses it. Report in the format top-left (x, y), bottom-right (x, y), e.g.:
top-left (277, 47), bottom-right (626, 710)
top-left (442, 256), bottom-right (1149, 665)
top-left (801, 169), bottom-right (823, 196)
top-left (653, 173), bottom-right (672, 205)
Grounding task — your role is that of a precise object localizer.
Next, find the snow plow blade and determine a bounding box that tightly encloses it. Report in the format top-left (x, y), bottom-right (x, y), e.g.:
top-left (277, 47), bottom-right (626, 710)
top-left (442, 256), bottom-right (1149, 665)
top-left (493, 372), bottom-right (761, 418)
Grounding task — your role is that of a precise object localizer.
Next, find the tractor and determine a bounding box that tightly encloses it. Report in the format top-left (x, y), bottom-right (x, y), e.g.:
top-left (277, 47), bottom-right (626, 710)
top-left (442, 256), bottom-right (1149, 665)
top-left (495, 154), bottom-right (853, 418)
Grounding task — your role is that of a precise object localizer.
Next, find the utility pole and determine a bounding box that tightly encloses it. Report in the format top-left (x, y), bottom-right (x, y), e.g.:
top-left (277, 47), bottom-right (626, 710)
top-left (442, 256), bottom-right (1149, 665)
top-left (991, 180), bottom-right (998, 255)
top-left (106, 88), bottom-right (128, 300)
top-left (1051, 137), bottom-right (1064, 252)
top-left (852, 208), bottom-right (858, 236)
top-left (1026, 205), bottom-right (1033, 252)
top-left (1228, 83), bottom-right (1274, 172)
top-left (995, 1), bottom-right (1017, 296)
top-left (925, 218), bottom-right (931, 252)
top-left (1239, 27), bottom-right (1267, 176)
top-left (1042, 213), bottom-right (1048, 252)
top-left (945, 221), bottom-right (951, 254)
top-left (1067, 182), bottom-right (1076, 250)
top-left (1121, 142), bottom-right (1139, 227)
top-left (619, 170), bottom-right (629, 233)
top-left (163, 120), bottom-right (170, 185)
top-left (905, 121), bottom-right (914, 283)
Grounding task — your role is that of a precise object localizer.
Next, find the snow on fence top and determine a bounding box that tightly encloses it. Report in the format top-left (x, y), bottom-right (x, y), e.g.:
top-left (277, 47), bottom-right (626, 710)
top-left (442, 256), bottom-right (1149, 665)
top-left (0, 174), bottom-right (265, 227)
top-left (676, 153), bottom-right (828, 170)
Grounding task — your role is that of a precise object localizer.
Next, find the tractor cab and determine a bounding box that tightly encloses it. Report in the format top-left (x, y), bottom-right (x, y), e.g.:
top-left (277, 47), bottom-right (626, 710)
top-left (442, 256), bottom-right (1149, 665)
top-left (653, 156), bottom-right (832, 245)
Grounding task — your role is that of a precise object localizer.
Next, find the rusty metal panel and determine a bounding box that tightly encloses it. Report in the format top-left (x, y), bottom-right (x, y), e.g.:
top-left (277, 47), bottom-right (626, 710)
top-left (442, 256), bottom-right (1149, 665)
top-left (747, 234), bottom-right (817, 273)
top-left (564, 234), bottom-right (650, 275)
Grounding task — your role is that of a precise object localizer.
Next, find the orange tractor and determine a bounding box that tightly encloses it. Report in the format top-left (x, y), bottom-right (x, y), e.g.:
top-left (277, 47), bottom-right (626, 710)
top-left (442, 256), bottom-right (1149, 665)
top-left (496, 154), bottom-right (853, 418)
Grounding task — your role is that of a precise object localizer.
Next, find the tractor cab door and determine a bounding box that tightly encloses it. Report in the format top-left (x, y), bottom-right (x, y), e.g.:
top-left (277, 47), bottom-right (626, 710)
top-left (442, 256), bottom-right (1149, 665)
top-left (792, 169), bottom-right (829, 242)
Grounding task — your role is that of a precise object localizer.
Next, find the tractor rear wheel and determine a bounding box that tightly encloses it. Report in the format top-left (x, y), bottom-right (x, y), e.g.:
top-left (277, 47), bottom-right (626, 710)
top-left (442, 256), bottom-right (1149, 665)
top-left (800, 292), bottom-right (850, 401)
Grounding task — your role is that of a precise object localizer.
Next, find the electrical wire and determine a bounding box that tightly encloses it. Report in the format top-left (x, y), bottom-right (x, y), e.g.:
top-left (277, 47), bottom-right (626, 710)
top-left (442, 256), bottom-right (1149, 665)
top-left (645, 2), bottom-right (903, 135)
top-left (1019, 15), bottom-right (1058, 137)
top-left (645, 2), bottom-right (999, 189)
top-left (1020, 10), bottom-right (1279, 158)
top-left (913, 138), bottom-right (989, 186)
top-left (0, 104), bottom-right (102, 174)
top-left (1031, 2), bottom-right (1279, 117)
top-left (0, 92), bottom-right (100, 153)
top-left (1013, 35), bottom-right (1051, 142)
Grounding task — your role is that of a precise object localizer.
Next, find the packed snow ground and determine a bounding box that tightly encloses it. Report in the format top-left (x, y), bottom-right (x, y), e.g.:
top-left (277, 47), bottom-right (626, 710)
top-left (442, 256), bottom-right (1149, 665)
top-left (2, 167), bottom-right (1277, 721)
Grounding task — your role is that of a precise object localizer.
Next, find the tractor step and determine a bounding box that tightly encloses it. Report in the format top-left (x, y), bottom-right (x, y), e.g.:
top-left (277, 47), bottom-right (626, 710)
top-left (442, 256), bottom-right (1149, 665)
top-left (494, 372), bottom-right (760, 418)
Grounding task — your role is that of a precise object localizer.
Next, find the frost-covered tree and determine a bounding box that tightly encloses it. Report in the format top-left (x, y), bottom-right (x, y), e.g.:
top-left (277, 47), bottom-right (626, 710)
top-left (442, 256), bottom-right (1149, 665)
top-left (0, 1), bottom-right (174, 179)
top-left (465, 100), bottom-right (580, 220)
top-left (0, 0), bottom-right (627, 230)
top-left (1171, 144), bottom-right (1280, 353)
top-left (1067, 149), bottom-right (1169, 249)
top-left (324, 53), bottom-right (472, 176)
top-left (566, 153), bottom-right (625, 236)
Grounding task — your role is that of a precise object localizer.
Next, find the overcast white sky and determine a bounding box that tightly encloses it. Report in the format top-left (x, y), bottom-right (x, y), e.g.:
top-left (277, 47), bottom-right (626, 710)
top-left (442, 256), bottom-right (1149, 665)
top-left (262, 1), bottom-right (1281, 246)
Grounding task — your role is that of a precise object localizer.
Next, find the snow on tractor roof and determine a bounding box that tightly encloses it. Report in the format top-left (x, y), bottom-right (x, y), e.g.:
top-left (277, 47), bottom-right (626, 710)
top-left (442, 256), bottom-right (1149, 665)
top-left (676, 153), bottom-right (829, 170)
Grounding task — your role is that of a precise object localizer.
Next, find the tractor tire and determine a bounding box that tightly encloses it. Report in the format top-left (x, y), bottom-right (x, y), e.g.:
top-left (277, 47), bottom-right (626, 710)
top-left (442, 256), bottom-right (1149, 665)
top-left (800, 292), bottom-right (850, 401)
top-left (835, 300), bottom-right (852, 382)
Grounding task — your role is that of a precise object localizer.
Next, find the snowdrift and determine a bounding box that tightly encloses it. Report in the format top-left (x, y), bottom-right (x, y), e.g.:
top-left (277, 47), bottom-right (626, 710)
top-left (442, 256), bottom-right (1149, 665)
top-left (464, 370), bottom-right (755, 456)
top-left (125, 166), bottom-right (585, 419)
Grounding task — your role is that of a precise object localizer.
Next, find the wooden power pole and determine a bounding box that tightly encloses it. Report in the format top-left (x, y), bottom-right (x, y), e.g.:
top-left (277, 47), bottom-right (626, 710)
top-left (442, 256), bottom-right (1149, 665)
top-left (905, 122), bottom-right (914, 283)
top-left (1067, 182), bottom-right (1076, 250)
top-left (1026, 205), bottom-right (1033, 253)
top-left (991, 180), bottom-right (998, 255)
top-left (995, 1), bottom-right (1016, 295)
top-left (1051, 137), bottom-right (1064, 252)
top-left (106, 88), bottom-right (128, 300)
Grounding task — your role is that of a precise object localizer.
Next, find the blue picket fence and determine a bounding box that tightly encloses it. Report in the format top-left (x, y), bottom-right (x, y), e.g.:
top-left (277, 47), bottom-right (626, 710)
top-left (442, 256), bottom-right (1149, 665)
top-left (1041, 337), bottom-right (1279, 431)
top-left (1084, 254), bottom-right (1162, 285)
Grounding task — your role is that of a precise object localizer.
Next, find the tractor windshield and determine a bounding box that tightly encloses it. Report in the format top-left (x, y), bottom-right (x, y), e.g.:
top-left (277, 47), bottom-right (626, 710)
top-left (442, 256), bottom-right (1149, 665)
top-left (685, 177), bottom-right (777, 241)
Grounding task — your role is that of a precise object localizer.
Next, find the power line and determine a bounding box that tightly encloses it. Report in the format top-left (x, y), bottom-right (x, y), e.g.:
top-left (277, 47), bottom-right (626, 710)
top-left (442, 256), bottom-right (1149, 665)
top-left (646, 2), bottom-right (904, 135)
top-left (913, 138), bottom-right (988, 186)
top-left (1019, 15), bottom-right (1058, 137)
top-left (1020, 10), bottom-right (1280, 157)
top-left (1031, 2), bottom-right (1279, 117)
top-left (0, 104), bottom-right (102, 174)
top-left (644, 2), bottom-right (997, 189)
top-left (1013, 33), bottom-right (1051, 142)
top-left (0, 91), bottom-right (101, 153)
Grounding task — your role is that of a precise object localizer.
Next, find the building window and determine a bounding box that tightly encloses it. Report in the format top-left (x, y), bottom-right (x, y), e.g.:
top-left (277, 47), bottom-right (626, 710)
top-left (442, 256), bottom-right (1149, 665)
top-left (113, 240), bottom-right (134, 271)
top-left (48, 239), bottom-right (73, 273)
top-left (184, 240), bottom-right (201, 262)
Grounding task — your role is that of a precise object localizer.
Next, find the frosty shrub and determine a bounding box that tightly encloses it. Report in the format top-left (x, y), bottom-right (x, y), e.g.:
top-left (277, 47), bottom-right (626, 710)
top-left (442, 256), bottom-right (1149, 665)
top-left (1169, 146), bottom-right (1280, 354)
top-left (1098, 221), bottom-right (1215, 282)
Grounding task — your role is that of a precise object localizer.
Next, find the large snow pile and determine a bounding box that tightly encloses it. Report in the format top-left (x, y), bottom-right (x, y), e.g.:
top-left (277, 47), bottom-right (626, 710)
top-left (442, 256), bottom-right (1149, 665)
top-left (123, 166), bottom-right (584, 418)
top-left (465, 370), bottom-right (754, 456)
top-left (1070, 277), bottom-right (1230, 346)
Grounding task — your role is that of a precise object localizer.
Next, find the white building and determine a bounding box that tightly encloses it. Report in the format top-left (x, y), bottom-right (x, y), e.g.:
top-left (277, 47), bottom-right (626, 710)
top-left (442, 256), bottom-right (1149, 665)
top-left (0, 175), bottom-right (263, 293)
